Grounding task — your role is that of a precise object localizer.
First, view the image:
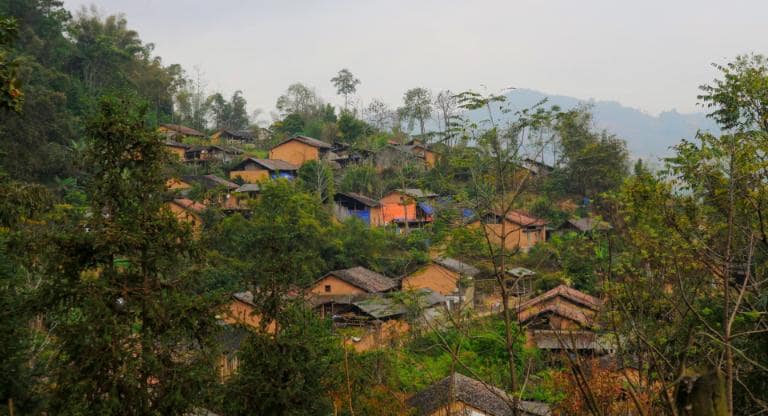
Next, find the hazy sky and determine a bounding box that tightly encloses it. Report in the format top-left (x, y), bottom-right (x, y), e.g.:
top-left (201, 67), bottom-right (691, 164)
top-left (64, 0), bottom-right (767, 118)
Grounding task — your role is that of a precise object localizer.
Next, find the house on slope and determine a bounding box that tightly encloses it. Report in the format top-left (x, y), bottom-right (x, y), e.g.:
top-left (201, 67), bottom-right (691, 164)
top-left (333, 192), bottom-right (384, 226)
top-left (310, 266), bottom-right (397, 297)
top-left (555, 217), bottom-right (612, 235)
top-left (228, 158), bottom-right (298, 183)
top-left (210, 129), bottom-right (255, 145)
top-left (268, 135), bottom-right (333, 166)
top-left (521, 158), bottom-right (554, 177)
top-left (505, 267), bottom-right (537, 297)
top-left (406, 373), bottom-right (551, 416)
top-left (158, 124), bottom-right (205, 140)
top-left (163, 140), bottom-right (191, 161)
top-left (373, 143), bottom-right (438, 171)
top-left (184, 145), bottom-right (242, 164)
top-left (516, 285), bottom-right (610, 354)
top-left (402, 257), bottom-right (479, 309)
top-left (165, 198), bottom-right (206, 234)
top-left (380, 188), bottom-right (438, 229)
top-left (220, 291), bottom-right (276, 332)
top-left (468, 210), bottom-right (547, 252)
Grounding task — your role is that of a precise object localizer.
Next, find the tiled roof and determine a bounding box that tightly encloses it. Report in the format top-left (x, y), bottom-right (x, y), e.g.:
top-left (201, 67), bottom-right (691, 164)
top-left (517, 284), bottom-right (601, 312)
top-left (164, 140), bottom-right (191, 149)
top-left (160, 124), bottom-right (205, 137)
top-left (231, 158), bottom-right (298, 172)
top-left (353, 289), bottom-right (445, 319)
top-left (181, 175), bottom-right (239, 190)
top-left (335, 192), bottom-right (380, 207)
top-left (322, 266), bottom-right (396, 293)
top-left (504, 210), bottom-right (547, 227)
top-left (406, 373), bottom-right (551, 416)
top-left (566, 217), bottom-right (612, 232)
top-left (172, 198), bottom-right (206, 213)
top-left (273, 135), bottom-right (332, 150)
top-left (434, 257), bottom-right (480, 277)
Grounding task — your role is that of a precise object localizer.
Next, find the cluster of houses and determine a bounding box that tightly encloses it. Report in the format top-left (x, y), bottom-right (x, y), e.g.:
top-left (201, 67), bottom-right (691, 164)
top-left (159, 124), bottom-right (619, 416)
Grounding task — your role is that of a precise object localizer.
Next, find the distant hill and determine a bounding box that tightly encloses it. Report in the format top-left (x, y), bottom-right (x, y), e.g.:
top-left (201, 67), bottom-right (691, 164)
top-left (463, 88), bottom-right (720, 159)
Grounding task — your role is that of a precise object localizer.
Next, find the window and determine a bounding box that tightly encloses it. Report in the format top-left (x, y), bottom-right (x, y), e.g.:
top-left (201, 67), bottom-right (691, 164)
top-left (324, 285), bottom-right (331, 293)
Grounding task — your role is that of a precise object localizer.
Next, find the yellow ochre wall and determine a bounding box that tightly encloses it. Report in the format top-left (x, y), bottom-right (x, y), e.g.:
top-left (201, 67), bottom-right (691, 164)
top-left (269, 140), bottom-right (319, 166)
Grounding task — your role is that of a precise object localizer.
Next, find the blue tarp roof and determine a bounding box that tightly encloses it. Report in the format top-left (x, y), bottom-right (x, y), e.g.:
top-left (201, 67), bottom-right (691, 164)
top-left (418, 202), bottom-right (434, 215)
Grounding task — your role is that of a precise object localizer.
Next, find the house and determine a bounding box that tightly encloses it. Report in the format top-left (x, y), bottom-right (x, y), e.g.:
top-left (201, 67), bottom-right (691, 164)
top-left (221, 291), bottom-right (276, 332)
top-left (556, 217), bottom-right (612, 234)
top-left (373, 144), bottom-right (432, 171)
top-left (310, 288), bottom-right (446, 351)
top-left (158, 124), bottom-right (205, 140)
top-left (228, 158), bottom-right (299, 183)
top-left (184, 145), bottom-right (242, 164)
top-left (163, 140), bottom-right (191, 160)
top-left (268, 135), bottom-right (332, 166)
top-left (406, 373), bottom-right (551, 416)
top-left (401, 143), bottom-right (438, 168)
top-left (332, 192), bottom-right (384, 226)
top-left (468, 210), bottom-right (547, 252)
top-left (210, 129), bottom-right (255, 145)
top-left (380, 188), bottom-right (438, 228)
top-left (233, 183), bottom-right (261, 199)
top-left (180, 175), bottom-right (239, 192)
top-left (402, 257), bottom-right (479, 309)
top-left (212, 322), bottom-right (249, 381)
top-left (310, 266), bottom-right (396, 296)
top-left (516, 285), bottom-right (610, 354)
top-left (165, 198), bottom-right (206, 233)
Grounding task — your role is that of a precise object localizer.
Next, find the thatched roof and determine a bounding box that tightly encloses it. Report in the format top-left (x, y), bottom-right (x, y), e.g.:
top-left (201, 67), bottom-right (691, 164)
top-left (406, 373), bottom-right (551, 416)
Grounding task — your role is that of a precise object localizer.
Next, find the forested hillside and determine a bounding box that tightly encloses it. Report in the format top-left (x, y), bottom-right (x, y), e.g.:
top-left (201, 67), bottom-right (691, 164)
top-left (1, 2), bottom-right (766, 416)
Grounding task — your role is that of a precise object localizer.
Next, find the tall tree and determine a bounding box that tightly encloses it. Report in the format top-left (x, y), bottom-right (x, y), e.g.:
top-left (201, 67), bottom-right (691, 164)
top-left (42, 95), bottom-right (218, 414)
top-left (276, 82), bottom-right (320, 116)
top-left (400, 87), bottom-right (433, 137)
top-left (331, 68), bottom-right (360, 110)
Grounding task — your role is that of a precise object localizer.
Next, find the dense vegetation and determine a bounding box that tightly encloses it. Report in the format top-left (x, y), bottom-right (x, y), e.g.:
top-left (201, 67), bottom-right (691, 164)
top-left (1, 2), bottom-right (766, 416)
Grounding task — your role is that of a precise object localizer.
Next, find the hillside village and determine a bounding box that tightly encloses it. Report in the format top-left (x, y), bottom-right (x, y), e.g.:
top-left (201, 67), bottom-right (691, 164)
top-left (1, 2), bottom-right (767, 416)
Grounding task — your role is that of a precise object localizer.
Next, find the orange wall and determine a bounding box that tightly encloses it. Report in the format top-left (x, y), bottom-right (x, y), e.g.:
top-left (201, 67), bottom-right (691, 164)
top-left (346, 319), bottom-right (410, 352)
top-left (269, 140), bottom-right (319, 166)
top-left (229, 169), bottom-right (268, 183)
top-left (166, 202), bottom-right (201, 230)
top-left (469, 219), bottom-right (545, 252)
top-left (165, 145), bottom-right (186, 160)
top-left (311, 275), bottom-right (366, 295)
top-left (369, 206), bottom-right (385, 227)
top-left (380, 192), bottom-right (417, 224)
top-left (424, 150), bottom-right (437, 168)
top-left (403, 264), bottom-right (459, 296)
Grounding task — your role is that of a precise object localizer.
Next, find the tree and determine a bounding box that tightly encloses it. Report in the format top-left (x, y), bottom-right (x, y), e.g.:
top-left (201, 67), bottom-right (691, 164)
top-left (0, 17), bottom-right (23, 112)
top-left (276, 82), bottom-right (320, 116)
top-left (364, 98), bottom-right (393, 131)
top-left (400, 87), bottom-right (433, 136)
top-left (222, 304), bottom-right (341, 416)
top-left (434, 90), bottom-right (457, 141)
top-left (550, 107), bottom-right (629, 198)
top-left (41, 95), bottom-right (218, 414)
top-left (337, 110), bottom-right (372, 142)
top-left (298, 160), bottom-right (335, 204)
top-left (331, 68), bottom-right (360, 110)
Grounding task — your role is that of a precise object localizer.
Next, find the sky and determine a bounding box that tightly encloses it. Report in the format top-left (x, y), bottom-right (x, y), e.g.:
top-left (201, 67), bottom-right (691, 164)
top-left (64, 0), bottom-right (768, 119)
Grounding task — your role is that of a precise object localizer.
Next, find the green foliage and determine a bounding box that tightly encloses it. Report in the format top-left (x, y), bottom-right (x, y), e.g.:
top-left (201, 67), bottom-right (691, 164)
top-left (337, 109), bottom-right (373, 142)
top-left (395, 315), bottom-right (532, 392)
top-left (298, 160), bottom-right (335, 203)
top-left (525, 232), bottom-right (604, 294)
top-left (339, 163), bottom-right (381, 196)
top-left (222, 304), bottom-right (342, 416)
top-left (548, 107), bottom-right (629, 198)
top-left (41, 95), bottom-right (219, 415)
top-left (0, 16), bottom-right (23, 111)
top-left (331, 68), bottom-right (360, 109)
